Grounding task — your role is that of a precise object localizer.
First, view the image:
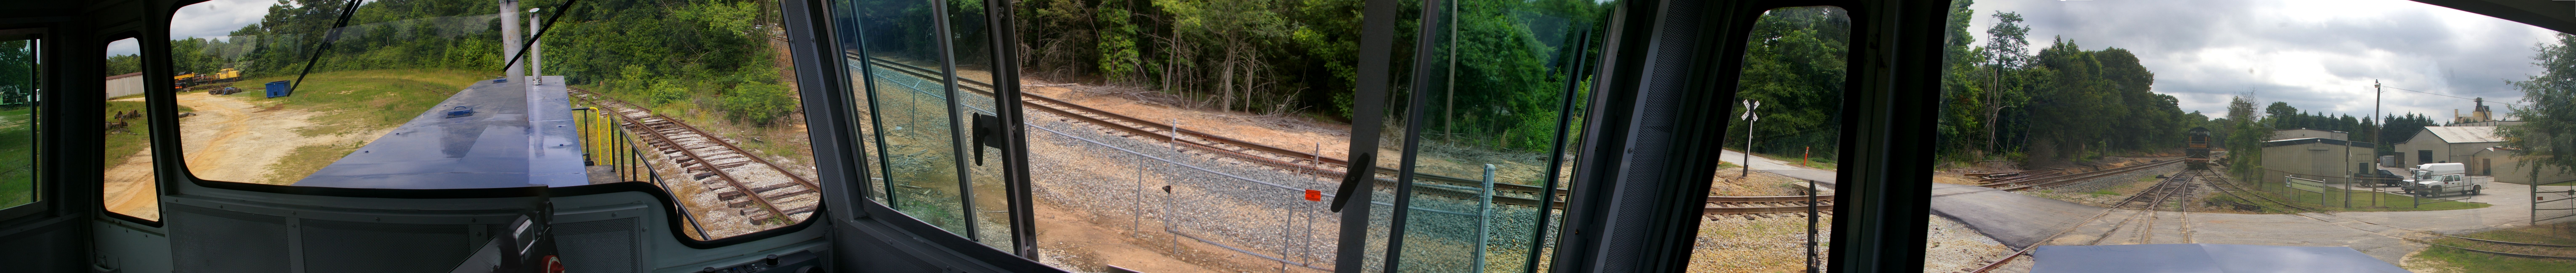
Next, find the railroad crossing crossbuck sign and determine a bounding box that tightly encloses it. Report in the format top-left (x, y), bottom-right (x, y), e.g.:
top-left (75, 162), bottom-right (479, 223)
top-left (1742, 100), bottom-right (1758, 177)
top-left (1741, 100), bottom-right (1760, 122)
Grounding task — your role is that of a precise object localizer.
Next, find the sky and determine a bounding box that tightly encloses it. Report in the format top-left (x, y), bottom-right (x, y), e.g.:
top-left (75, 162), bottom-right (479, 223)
top-left (106, 0), bottom-right (273, 57)
top-left (1965, 0), bottom-right (2560, 123)
top-left (170, 0), bottom-right (280, 41)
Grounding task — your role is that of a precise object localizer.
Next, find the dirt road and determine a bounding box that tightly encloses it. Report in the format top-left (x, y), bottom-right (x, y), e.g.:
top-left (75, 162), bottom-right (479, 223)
top-left (101, 149), bottom-right (158, 220)
top-left (172, 92), bottom-right (381, 184)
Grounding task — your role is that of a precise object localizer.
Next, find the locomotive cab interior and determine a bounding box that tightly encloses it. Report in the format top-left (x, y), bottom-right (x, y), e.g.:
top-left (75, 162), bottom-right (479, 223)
top-left (5, 0), bottom-right (2576, 272)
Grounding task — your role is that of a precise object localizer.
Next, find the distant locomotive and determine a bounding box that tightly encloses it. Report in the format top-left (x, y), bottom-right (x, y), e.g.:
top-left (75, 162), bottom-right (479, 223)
top-left (2185, 127), bottom-right (2213, 170)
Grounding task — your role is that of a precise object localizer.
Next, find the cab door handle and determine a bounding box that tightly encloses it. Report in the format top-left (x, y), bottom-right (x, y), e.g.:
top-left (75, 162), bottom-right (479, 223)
top-left (972, 113), bottom-right (1001, 166)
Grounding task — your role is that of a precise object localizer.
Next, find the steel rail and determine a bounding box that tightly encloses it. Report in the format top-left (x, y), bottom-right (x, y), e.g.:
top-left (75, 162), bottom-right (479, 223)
top-left (859, 54), bottom-right (1564, 195)
top-left (1709, 195), bottom-right (1837, 203)
top-left (569, 89), bottom-right (792, 222)
top-left (1702, 203), bottom-right (1834, 215)
top-left (1966, 169), bottom-right (2197, 273)
top-left (855, 55), bottom-right (1569, 208)
top-left (580, 87), bottom-right (819, 192)
top-left (1982, 159), bottom-right (2180, 191)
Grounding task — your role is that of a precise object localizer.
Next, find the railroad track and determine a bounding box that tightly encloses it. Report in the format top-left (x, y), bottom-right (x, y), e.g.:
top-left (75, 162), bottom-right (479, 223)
top-left (1961, 169), bottom-right (2200, 273)
top-left (1964, 168), bottom-right (2576, 272)
top-left (570, 87), bottom-right (821, 224)
top-left (1704, 195), bottom-right (1832, 217)
top-left (853, 54), bottom-right (1568, 208)
top-left (1977, 159), bottom-right (2180, 192)
top-left (2089, 171), bottom-right (2197, 245)
top-left (2195, 168), bottom-right (2298, 213)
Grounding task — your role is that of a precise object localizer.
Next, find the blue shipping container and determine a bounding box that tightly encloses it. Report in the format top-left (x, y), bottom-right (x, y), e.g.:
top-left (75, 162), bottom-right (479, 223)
top-left (264, 80), bottom-right (291, 98)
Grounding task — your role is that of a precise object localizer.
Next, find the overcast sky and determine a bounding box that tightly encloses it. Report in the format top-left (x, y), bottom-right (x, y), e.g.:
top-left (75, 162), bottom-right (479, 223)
top-left (171, 0), bottom-right (279, 41)
top-left (1966, 0), bottom-right (2559, 122)
top-left (105, 0), bottom-right (272, 56)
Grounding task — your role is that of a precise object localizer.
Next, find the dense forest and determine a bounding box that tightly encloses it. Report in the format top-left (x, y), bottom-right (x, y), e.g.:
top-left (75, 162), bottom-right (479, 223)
top-left (1016, 0), bottom-right (1609, 153)
top-left (169, 0), bottom-right (798, 125)
top-left (1931, 1), bottom-right (2202, 164)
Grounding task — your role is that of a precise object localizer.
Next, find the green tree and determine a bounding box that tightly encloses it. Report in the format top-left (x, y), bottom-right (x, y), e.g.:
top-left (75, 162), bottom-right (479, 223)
top-left (2500, 33), bottom-right (2576, 179)
top-left (105, 54), bottom-right (142, 75)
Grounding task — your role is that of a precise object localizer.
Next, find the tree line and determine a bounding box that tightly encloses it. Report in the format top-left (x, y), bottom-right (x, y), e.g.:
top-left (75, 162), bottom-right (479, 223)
top-left (1016, 0), bottom-right (1609, 153)
top-left (1931, 1), bottom-right (2200, 164)
top-left (167, 0), bottom-right (799, 126)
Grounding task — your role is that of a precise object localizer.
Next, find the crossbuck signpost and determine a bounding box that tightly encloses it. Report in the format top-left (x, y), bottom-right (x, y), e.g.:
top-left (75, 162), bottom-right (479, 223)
top-left (1743, 100), bottom-right (1759, 178)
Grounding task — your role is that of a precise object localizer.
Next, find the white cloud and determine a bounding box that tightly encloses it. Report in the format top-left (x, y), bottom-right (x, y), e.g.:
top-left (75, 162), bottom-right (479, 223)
top-left (171, 0), bottom-right (286, 40)
top-left (1965, 0), bottom-right (2558, 122)
top-left (106, 38), bottom-right (137, 56)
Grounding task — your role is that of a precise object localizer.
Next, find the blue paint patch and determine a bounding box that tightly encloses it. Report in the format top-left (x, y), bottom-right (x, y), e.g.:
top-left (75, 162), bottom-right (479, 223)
top-left (294, 76), bottom-right (589, 189)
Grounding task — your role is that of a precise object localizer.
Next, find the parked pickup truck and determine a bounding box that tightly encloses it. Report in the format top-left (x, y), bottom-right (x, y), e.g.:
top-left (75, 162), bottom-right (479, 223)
top-left (2405, 163), bottom-right (2490, 197)
top-left (2361, 168), bottom-right (2410, 187)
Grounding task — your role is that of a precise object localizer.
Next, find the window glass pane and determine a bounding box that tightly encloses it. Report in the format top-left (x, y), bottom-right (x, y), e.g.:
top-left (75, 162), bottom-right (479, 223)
top-left (1681, 6), bottom-right (1845, 273)
top-left (104, 38), bottom-right (159, 220)
top-left (944, 0), bottom-right (1014, 251)
top-left (1930, 1), bottom-right (2576, 272)
top-left (842, 0), bottom-right (975, 237)
top-left (1384, 0), bottom-right (1605, 272)
top-left (0, 37), bottom-right (36, 210)
top-left (167, 0), bottom-right (814, 238)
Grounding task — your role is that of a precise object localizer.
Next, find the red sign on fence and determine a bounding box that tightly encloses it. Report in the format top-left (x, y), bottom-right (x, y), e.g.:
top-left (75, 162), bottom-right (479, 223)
top-left (1305, 190), bottom-right (1322, 201)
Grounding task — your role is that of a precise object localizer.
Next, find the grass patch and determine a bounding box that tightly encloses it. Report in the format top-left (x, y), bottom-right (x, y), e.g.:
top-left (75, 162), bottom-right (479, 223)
top-left (2542, 181), bottom-right (2574, 187)
top-left (260, 140), bottom-right (368, 183)
top-left (232, 69), bottom-right (487, 137)
top-left (100, 101), bottom-right (192, 167)
top-left (213, 69), bottom-right (483, 183)
top-left (2224, 179), bottom-right (2492, 212)
top-left (2410, 223), bottom-right (2576, 273)
top-left (0, 107), bottom-right (31, 207)
top-left (1749, 151), bottom-right (1837, 170)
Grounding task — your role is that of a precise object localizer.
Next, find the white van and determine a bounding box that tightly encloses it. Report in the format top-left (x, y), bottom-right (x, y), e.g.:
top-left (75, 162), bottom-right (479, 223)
top-left (2408, 163), bottom-right (2490, 197)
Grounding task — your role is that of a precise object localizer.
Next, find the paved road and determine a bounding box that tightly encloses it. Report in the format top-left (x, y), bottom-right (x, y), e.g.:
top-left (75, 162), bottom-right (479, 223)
top-left (1718, 149), bottom-right (1838, 183)
top-left (1721, 149), bottom-right (2576, 265)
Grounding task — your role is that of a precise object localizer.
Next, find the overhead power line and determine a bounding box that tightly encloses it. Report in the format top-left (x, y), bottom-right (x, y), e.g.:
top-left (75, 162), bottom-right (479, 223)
top-left (2380, 85), bottom-right (2529, 108)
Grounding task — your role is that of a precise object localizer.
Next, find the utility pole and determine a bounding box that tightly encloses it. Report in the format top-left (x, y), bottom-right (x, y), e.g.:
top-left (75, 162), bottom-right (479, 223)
top-left (1442, 0), bottom-right (1457, 142)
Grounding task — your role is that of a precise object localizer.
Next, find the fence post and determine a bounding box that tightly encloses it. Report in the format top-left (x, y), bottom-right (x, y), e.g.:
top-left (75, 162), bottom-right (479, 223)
top-left (1144, 154), bottom-right (1154, 233)
top-left (1477, 164), bottom-right (1496, 271)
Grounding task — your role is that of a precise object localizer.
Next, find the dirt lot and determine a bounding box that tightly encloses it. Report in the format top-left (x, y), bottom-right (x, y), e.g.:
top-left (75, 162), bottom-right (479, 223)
top-left (101, 149), bottom-right (158, 220)
top-left (172, 92), bottom-right (388, 184)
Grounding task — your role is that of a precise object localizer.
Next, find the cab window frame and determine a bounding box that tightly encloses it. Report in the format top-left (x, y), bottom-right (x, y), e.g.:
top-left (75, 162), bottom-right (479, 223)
top-left (140, 0), bottom-right (826, 245)
top-left (0, 28), bottom-right (47, 222)
top-left (99, 33), bottom-right (161, 226)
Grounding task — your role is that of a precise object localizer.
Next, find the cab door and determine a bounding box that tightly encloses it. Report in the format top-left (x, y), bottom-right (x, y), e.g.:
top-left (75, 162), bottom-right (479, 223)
top-left (0, 26), bottom-right (80, 272)
top-left (833, 0), bottom-right (1030, 252)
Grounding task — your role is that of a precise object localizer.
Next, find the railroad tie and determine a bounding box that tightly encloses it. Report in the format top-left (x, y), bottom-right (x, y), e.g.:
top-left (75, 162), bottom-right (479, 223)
top-left (713, 187), bottom-right (744, 199)
top-left (780, 205), bottom-right (817, 216)
top-left (758, 186), bottom-right (815, 197)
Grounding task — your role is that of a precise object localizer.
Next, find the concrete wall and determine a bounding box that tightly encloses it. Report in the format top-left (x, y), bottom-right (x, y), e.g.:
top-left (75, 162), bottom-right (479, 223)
top-left (2395, 131), bottom-right (2492, 167)
top-left (2469, 150), bottom-right (2576, 185)
top-left (104, 73), bottom-right (144, 98)
top-left (2262, 142), bottom-right (2375, 184)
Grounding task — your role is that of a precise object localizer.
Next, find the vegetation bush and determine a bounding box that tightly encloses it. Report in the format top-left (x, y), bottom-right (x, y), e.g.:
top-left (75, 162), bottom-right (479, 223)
top-left (723, 81), bottom-right (796, 125)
